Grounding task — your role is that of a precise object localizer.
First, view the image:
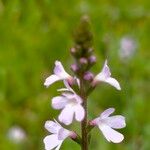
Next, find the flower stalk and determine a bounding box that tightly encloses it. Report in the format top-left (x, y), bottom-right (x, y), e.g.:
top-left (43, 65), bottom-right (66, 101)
top-left (80, 78), bottom-right (88, 150)
top-left (73, 16), bottom-right (94, 150)
top-left (43, 15), bottom-right (126, 150)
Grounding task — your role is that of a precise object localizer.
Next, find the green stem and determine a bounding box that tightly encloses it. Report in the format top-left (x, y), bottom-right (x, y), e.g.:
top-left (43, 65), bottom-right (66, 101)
top-left (80, 78), bottom-right (88, 150)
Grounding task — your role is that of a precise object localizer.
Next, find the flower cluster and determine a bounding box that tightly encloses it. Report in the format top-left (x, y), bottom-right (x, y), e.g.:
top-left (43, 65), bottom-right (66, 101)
top-left (43, 60), bottom-right (126, 150)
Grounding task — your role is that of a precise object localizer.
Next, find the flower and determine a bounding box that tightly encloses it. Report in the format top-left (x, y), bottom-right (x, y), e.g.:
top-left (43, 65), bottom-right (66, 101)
top-left (119, 37), bottom-right (137, 60)
top-left (44, 61), bottom-right (72, 87)
top-left (93, 60), bottom-right (121, 90)
top-left (7, 126), bottom-right (26, 143)
top-left (90, 108), bottom-right (126, 143)
top-left (52, 82), bottom-right (85, 125)
top-left (43, 120), bottom-right (76, 150)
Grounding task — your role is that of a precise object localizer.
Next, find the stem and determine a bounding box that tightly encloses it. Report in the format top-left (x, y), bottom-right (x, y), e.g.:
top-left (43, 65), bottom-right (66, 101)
top-left (80, 78), bottom-right (88, 150)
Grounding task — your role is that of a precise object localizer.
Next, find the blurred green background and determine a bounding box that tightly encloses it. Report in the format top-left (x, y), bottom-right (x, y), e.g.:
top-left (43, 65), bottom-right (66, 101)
top-left (0, 0), bottom-right (149, 149)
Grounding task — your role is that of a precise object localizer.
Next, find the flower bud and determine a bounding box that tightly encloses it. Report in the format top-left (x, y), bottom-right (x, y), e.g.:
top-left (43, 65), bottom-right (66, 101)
top-left (70, 47), bottom-right (77, 56)
top-left (83, 71), bottom-right (94, 81)
top-left (71, 64), bottom-right (79, 73)
top-left (69, 131), bottom-right (77, 139)
top-left (88, 47), bottom-right (93, 54)
top-left (88, 55), bottom-right (96, 64)
top-left (79, 57), bottom-right (88, 65)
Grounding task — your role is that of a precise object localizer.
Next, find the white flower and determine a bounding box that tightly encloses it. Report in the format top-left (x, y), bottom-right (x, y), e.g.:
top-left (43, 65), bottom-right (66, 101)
top-left (93, 60), bottom-right (121, 90)
top-left (7, 126), bottom-right (26, 143)
top-left (119, 37), bottom-right (137, 60)
top-left (90, 108), bottom-right (126, 143)
top-left (44, 61), bottom-right (72, 87)
top-left (52, 82), bottom-right (85, 125)
top-left (43, 120), bottom-right (75, 150)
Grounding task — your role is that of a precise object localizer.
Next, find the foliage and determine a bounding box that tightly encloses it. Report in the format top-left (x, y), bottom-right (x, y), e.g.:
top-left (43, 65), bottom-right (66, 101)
top-left (0, 0), bottom-right (149, 149)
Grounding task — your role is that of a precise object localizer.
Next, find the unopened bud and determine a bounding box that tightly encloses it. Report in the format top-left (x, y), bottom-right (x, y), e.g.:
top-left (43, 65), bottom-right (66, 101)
top-left (70, 47), bottom-right (77, 55)
top-left (69, 131), bottom-right (77, 139)
top-left (79, 57), bottom-right (88, 65)
top-left (83, 72), bottom-right (94, 81)
top-left (71, 64), bottom-right (79, 72)
top-left (88, 48), bottom-right (93, 54)
top-left (89, 120), bottom-right (96, 126)
top-left (88, 55), bottom-right (96, 64)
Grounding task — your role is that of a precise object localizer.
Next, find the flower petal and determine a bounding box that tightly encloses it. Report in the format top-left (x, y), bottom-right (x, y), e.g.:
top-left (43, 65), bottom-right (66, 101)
top-left (101, 60), bottom-right (111, 78)
top-left (44, 75), bottom-right (60, 87)
top-left (44, 121), bottom-right (61, 134)
top-left (105, 77), bottom-right (121, 90)
top-left (54, 61), bottom-right (70, 79)
top-left (52, 96), bottom-right (68, 110)
top-left (58, 128), bottom-right (70, 140)
top-left (62, 92), bottom-right (75, 99)
top-left (58, 106), bottom-right (74, 125)
top-left (43, 134), bottom-right (62, 150)
top-left (98, 124), bottom-right (124, 143)
top-left (100, 108), bottom-right (115, 119)
top-left (63, 80), bottom-right (73, 92)
top-left (94, 60), bottom-right (111, 81)
top-left (74, 105), bottom-right (85, 122)
top-left (106, 115), bottom-right (126, 129)
top-left (94, 60), bottom-right (121, 90)
top-left (55, 142), bottom-right (63, 150)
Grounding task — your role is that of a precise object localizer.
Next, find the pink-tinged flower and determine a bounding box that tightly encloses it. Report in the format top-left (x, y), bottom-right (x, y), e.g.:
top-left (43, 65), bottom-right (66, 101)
top-left (44, 61), bottom-right (72, 87)
top-left (52, 82), bottom-right (85, 125)
top-left (119, 37), bottom-right (137, 60)
top-left (7, 126), bottom-right (26, 143)
top-left (93, 60), bottom-right (121, 90)
top-left (43, 120), bottom-right (76, 150)
top-left (90, 108), bottom-right (126, 143)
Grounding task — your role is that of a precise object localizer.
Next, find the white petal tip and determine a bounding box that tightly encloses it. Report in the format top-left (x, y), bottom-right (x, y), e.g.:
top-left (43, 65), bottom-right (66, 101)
top-left (117, 86), bottom-right (121, 91)
top-left (112, 135), bottom-right (124, 143)
top-left (44, 83), bottom-right (49, 88)
top-left (58, 117), bottom-right (71, 126)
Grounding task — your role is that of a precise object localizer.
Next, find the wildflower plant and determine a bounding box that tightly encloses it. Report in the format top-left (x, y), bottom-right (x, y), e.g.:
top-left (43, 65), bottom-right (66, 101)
top-left (43, 16), bottom-right (126, 150)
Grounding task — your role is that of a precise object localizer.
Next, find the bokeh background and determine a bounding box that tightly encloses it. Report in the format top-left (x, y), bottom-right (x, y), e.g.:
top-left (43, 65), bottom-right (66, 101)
top-left (0, 0), bottom-right (149, 150)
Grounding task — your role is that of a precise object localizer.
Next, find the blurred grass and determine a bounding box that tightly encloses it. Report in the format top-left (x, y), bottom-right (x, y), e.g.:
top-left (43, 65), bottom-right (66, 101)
top-left (0, 0), bottom-right (149, 149)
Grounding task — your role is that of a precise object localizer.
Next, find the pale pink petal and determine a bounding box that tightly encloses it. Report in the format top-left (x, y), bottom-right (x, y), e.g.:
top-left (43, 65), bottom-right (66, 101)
top-left (58, 128), bottom-right (70, 140)
top-left (106, 115), bottom-right (126, 129)
top-left (76, 78), bottom-right (80, 87)
top-left (54, 61), bottom-right (70, 79)
top-left (94, 60), bottom-right (111, 81)
top-left (44, 121), bottom-right (60, 134)
top-left (101, 60), bottom-right (111, 78)
top-left (52, 96), bottom-right (68, 110)
top-left (74, 95), bottom-right (83, 104)
top-left (94, 60), bottom-right (121, 90)
top-left (62, 93), bottom-right (75, 99)
top-left (58, 106), bottom-right (74, 125)
top-left (74, 105), bottom-right (85, 122)
top-left (44, 75), bottom-right (60, 87)
top-left (98, 124), bottom-right (124, 143)
top-left (100, 108), bottom-right (115, 119)
top-left (63, 93), bottom-right (82, 105)
top-left (105, 77), bottom-right (121, 90)
top-left (43, 134), bottom-right (61, 150)
top-left (63, 80), bottom-right (73, 92)
top-left (55, 142), bottom-right (63, 150)
top-left (90, 117), bottom-right (100, 126)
